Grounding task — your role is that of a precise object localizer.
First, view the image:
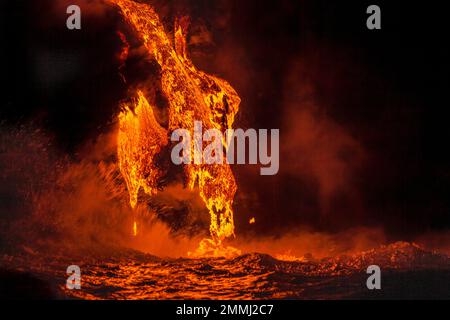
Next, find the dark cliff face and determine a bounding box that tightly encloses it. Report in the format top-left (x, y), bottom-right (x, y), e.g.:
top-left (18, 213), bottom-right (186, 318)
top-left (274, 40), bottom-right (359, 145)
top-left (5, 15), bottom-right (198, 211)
top-left (0, 0), bottom-right (449, 239)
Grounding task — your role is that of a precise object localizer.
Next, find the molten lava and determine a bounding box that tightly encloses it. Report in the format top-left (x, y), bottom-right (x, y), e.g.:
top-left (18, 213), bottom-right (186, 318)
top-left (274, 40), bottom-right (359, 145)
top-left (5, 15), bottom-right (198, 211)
top-left (111, 0), bottom-right (241, 256)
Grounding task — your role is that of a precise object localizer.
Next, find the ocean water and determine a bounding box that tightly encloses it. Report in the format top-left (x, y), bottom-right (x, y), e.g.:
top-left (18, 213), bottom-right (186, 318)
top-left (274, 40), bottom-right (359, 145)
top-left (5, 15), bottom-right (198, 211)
top-left (1, 242), bottom-right (449, 299)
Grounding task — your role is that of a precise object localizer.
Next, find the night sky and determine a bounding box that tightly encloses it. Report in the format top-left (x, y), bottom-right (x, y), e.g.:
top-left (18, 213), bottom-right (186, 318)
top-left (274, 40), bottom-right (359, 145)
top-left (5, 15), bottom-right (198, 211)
top-left (1, 0), bottom-right (449, 240)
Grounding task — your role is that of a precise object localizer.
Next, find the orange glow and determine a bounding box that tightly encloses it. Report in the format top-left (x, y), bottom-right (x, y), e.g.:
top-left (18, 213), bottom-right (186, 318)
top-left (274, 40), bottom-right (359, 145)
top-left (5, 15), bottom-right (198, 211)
top-left (133, 221), bottom-right (137, 236)
top-left (249, 217), bottom-right (256, 224)
top-left (111, 0), bottom-right (241, 257)
top-left (275, 252), bottom-right (305, 262)
top-left (117, 90), bottom-right (168, 209)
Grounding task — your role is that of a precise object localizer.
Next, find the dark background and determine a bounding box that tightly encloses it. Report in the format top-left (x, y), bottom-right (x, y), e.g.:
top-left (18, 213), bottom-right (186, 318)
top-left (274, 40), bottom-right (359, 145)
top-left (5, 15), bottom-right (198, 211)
top-left (0, 0), bottom-right (449, 241)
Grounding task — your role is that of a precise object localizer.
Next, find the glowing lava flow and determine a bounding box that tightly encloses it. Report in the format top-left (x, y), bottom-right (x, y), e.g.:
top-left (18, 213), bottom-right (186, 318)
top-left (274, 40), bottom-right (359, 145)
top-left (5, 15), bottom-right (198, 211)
top-left (111, 0), bottom-right (241, 257)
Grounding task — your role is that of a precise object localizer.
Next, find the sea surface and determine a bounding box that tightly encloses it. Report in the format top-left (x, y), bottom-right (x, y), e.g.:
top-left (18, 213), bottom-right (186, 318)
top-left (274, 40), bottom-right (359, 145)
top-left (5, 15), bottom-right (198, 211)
top-left (1, 242), bottom-right (449, 299)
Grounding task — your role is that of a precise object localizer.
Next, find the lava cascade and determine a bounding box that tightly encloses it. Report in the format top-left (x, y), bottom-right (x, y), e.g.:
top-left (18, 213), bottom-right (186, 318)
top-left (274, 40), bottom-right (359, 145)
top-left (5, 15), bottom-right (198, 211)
top-left (111, 0), bottom-right (241, 257)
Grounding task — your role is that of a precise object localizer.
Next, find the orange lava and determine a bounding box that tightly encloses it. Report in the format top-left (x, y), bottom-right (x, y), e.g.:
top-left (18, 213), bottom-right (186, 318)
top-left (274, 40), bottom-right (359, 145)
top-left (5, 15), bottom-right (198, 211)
top-left (111, 0), bottom-right (241, 257)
